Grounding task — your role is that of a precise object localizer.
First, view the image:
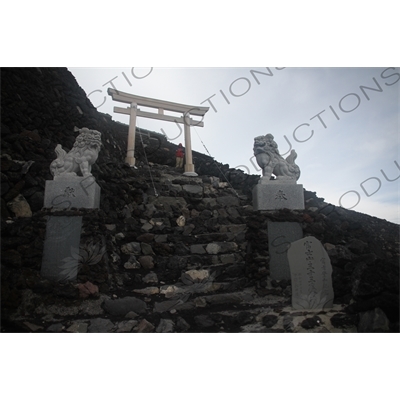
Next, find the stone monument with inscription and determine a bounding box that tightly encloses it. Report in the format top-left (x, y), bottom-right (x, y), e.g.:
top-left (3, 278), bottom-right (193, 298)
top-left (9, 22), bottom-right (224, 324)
top-left (287, 236), bottom-right (334, 310)
top-left (41, 128), bottom-right (102, 282)
top-left (252, 134), bottom-right (304, 211)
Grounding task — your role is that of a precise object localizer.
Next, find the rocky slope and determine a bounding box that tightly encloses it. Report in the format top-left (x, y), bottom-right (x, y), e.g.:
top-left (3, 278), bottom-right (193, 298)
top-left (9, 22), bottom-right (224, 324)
top-left (1, 67), bottom-right (399, 333)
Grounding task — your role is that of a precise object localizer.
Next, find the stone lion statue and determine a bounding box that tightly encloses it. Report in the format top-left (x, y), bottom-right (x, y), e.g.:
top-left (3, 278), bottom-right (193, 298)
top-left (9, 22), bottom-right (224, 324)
top-left (50, 127), bottom-right (102, 178)
top-left (253, 134), bottom-right (300, 181)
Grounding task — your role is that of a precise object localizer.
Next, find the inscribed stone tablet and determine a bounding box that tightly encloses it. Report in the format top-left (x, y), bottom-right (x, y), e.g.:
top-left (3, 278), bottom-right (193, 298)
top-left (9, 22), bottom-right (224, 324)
top-left (44, 176), bottom-right (100, 209)
top-left (287, 236), bottom-right (334, 310)
top-left (41, 216), bottom-right (83, 282)
top-left (268, 221), bottom-right (303, 280)
top-left (253, 182), bottom-right (304, 211)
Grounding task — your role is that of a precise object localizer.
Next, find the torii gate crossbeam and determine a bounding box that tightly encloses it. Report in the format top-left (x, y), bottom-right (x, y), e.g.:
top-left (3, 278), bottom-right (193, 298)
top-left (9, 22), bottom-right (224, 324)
top-left (108, 88), bottom-right (209, 176)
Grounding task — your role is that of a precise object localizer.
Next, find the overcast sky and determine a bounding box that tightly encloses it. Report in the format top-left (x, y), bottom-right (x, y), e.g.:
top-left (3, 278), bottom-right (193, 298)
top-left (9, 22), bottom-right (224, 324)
top-left (68, 67), bottom-right (399, 224)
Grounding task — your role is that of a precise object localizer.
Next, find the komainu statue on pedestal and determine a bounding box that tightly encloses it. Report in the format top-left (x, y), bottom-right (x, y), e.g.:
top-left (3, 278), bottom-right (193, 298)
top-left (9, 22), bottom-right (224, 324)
top-left (50, 128), bottom-right (102, 178)
top-left (253, 134), bottom-right (300, 181)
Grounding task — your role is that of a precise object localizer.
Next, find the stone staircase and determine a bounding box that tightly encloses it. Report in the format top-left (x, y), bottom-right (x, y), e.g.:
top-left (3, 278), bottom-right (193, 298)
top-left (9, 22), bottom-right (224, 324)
top-left (87, 163), bottom-right (355, 333)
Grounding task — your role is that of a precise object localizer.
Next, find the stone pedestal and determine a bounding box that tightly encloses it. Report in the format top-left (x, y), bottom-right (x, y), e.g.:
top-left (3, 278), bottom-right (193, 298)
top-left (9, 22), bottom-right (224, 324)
top-left (41, 176), bottom-right (101, 281)
top-left (41, 216), bottom-right (83, 282)
top-left (44, 175), bottom-right (101, 209)
top-left (268, 221), bottom-right (303, 280)
top-left (183, 162), bottom-right (198, 177)
top-left (253, 180), bottom-right (304, 211)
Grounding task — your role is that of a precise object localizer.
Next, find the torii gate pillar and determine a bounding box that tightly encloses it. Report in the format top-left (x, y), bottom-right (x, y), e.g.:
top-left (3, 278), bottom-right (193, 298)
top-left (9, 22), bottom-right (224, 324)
top-left (183, 114), bottom-right (196, 176)
top-left (126, 103), bottom-right (137, 166)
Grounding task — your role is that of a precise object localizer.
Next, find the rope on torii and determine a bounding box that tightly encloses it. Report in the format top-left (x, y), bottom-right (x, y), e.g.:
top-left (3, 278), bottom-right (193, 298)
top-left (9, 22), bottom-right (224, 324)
top-left (108, 88), bottom-right (209, 177)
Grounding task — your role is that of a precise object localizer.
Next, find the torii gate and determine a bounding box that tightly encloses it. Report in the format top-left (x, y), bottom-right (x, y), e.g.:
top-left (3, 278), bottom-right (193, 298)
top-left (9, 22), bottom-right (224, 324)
top-left (107, 88), bottom-right (209, 176)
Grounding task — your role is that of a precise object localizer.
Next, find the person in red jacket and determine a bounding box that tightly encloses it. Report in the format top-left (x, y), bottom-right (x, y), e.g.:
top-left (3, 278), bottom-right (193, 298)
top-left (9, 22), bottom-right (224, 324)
top-left (175, 143), bottom-right (185, 169)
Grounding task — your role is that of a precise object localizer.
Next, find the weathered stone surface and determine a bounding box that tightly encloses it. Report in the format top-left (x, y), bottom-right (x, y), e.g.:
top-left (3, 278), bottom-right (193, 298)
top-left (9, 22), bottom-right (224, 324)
top-left (125, 311), bottom-right (139, 319)
top-left (141, 242), bottom-right (155, 255)
top-left (156, 319), bottom-right (175, 333)
top-left (206, 242), bottom-right (237, 255)
top-left (103, 297), bottom-right (147, 316)
top-left (143, 272), bottom-right (158, 284)
top-left (194, 297), bottom-right (207, 307)
top-left (121, 242), bottom-right (141, 255)
top-left (182, 184), bottom-right (203, 196)
top-left (282, 314), bottom-right (294, 332)
top-left (168, 255), bottom-right (188, 270)
top-left (77, 281), bottom-right (99, 299)
top-left (139, 256), bottom-right (154, 269)
top-left (116, 320), bottom-right (138, 333)
top-left (190, 244), bottom-right (206, 254)
top-left (34, 294), bottom-right (107, 317)
top-left (268, 221), bottom-right (303, 280)
top-left (88, 318), bottom-right (114, 333)
top-left (358, 308), bottom-right (390, 333)
top-left (47, 323), bottom-right (64, 333)
top-left (346, 292), bottom-right (399, 323)
top-left (253, 182), bottom-right (304, 211)
top-left (220, 254), bottom-right (236, 264)
top-left (351, 262), bottom-right (396, 299)
top-left (23, 321), bottom-right (44, 332)
top-left (324, 244), bottom-right (353, 265)
top-left (182, 269), bottom-right (209, 283)
top-left (136, 319), bottom-right (155, 333)
top-left (199, 292), bottom-right (250, 306)
top-left (137, 233), bottom-right (155, 243)
top-left (2, 250), bottom-right (22, 268)
top-left (44, 176), bottom-right (101, 209)
top-left (160, 285), bottom-right (185, 298)
top-left (206, 243), bottom-right (220, 254)
top-left (176, 316), bottom-right (191, 332)
top-left (141, 222), bottom-right (153, 232)
top-left (41, 216), bottom-right (83, 282)
top-left (330, 313), bottom-right (358, 329)
top-left (151, 196), bottom-right (187, 212)
top-left (7, 194), bottom-right (32, 217)
top-left (240, 323), bottom-right (269, 333)
top-left (154, 294), bottom-right (191, 313)
top-left (176, 215), bottom-right (186, 227)
top-left (201, 198), bottom-right (218, 208)
top-left (347, 239), bottom-right (368, 255)
top-left (301, 316), bottom-right (322, 330)
top-left (220, 224), bottom-right (247, 234)
top-left (262, 315), bottom-right (278, 328)
top-left (194, 315), bottom-right (215, 328)
top-left (133, 287), bottom-right (159, 296)
top-left (217, 196), bottom-right (240, 207)
top-left (67, 321), bottom-right (88, 333)
top-left (124, 255), bottom-right (140, 269)
top-left (154, 235), bottom-right (168, 243)
top-left (288, 237), bottom-right (334, 310)
top-left (183, 224), bottom-right (195, 235)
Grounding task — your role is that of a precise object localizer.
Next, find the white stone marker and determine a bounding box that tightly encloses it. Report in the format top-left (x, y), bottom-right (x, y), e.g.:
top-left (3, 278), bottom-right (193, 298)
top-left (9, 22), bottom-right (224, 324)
top-left (287, 236), bottom-right (334, 310)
